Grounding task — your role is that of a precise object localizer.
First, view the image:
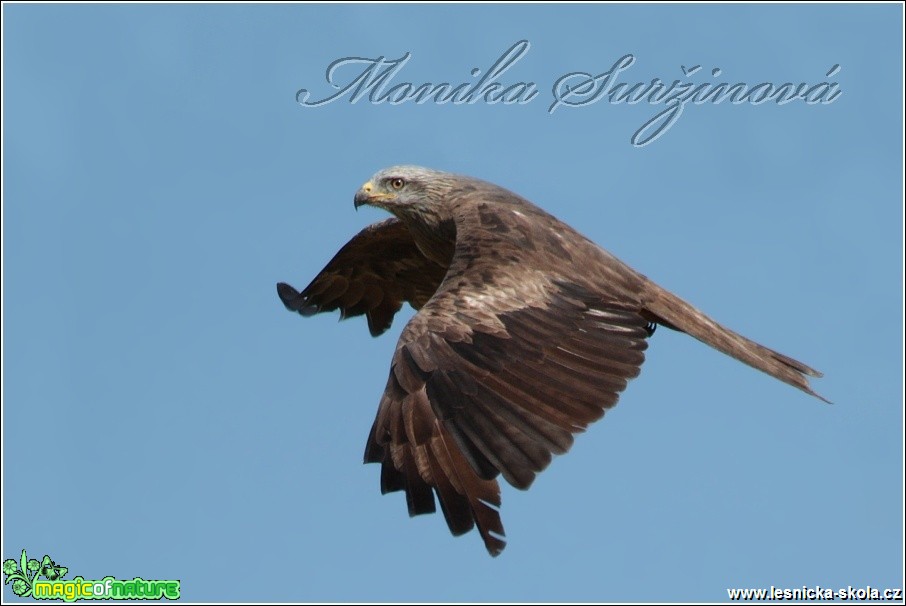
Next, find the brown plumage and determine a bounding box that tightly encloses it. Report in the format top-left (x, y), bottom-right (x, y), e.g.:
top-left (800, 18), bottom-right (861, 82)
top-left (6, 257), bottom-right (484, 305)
top-left (277, 165), bottom-right (825, 556)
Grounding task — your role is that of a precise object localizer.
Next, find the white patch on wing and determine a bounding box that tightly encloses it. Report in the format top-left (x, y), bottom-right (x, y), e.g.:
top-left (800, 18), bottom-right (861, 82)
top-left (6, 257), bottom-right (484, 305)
top-left (459, 271), bottom-right (552, 314)
top-left (586, 309), bottom-right (638, 333)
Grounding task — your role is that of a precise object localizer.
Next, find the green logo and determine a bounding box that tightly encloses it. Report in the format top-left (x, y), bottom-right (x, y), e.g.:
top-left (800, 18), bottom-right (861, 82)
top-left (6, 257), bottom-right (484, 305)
top-left (3, 549), bottom-right (180, 602)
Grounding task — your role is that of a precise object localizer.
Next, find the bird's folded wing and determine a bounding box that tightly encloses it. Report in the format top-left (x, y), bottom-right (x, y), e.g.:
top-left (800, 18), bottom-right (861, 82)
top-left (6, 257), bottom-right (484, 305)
top-left (277, 218), bottom-right (448, 336)
top-left (364, 278), bottom-right (652, 555)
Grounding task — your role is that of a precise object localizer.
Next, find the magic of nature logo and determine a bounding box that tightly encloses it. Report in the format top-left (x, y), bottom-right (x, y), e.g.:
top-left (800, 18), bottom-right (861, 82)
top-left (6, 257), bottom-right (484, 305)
top-left (3, 549), bottom-right (180, 602)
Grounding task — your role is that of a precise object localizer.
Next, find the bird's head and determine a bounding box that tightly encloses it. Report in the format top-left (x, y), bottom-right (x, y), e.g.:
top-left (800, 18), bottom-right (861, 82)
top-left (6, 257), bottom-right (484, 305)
top-left (353, 165), bottom-right (456, 223)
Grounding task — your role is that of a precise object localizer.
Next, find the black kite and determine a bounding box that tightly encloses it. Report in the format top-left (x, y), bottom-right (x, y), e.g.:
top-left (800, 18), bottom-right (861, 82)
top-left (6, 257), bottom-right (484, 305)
top-left (277, 166), bottom-right (825, 556)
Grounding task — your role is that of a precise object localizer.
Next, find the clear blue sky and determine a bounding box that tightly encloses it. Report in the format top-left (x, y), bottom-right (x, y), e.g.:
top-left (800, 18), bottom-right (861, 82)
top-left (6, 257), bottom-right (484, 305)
top-left (3, 3), bottom-right (902, 602)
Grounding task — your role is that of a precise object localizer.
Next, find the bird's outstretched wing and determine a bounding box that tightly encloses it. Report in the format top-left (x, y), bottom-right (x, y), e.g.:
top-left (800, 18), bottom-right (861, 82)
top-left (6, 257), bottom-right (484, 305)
top-left (287, 210), bottom-right (655, 556)
top-left (277, 218), bottom-right (448, 336)
top-left (364, 269), bottom-right (652, 556)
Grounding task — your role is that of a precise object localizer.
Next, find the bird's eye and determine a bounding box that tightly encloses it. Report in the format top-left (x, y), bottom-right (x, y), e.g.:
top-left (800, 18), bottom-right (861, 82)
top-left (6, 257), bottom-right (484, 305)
top-left (390, 178), bottom-right (405, 190)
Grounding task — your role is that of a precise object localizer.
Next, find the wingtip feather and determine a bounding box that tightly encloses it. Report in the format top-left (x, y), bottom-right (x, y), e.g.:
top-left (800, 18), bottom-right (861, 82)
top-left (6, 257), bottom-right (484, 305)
top-left (276, 282), bottom-right (300, 308)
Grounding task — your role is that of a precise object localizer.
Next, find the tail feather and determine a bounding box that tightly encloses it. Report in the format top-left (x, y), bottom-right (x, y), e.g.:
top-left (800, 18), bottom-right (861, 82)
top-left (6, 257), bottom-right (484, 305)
top-left (641, 281), bottom-right (829, 403)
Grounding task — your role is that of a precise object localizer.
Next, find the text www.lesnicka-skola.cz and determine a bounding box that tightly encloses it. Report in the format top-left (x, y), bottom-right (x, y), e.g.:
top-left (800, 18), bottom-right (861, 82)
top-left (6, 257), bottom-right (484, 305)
top-left (727, 585), bottom-right (902, 601)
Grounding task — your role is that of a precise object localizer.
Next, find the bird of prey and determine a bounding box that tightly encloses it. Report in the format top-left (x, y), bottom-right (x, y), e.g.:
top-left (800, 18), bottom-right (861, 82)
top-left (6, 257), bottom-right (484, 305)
top-left (277, 165), bottom-right (825, 556)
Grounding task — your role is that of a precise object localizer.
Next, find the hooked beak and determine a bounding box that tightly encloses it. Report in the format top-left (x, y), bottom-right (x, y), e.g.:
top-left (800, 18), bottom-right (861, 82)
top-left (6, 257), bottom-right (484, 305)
top-left (354, 181), bottom-right (395, 210)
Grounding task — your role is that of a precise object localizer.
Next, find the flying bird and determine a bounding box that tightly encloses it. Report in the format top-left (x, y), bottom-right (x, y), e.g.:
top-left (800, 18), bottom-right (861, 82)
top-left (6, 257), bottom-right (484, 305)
top-left (277, 165), bottom-right (825, 556)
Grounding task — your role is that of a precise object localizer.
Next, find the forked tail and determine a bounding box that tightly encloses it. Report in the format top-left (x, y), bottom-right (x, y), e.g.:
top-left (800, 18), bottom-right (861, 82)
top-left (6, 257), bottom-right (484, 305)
top-left (641, 281), bottom-right (828, 403)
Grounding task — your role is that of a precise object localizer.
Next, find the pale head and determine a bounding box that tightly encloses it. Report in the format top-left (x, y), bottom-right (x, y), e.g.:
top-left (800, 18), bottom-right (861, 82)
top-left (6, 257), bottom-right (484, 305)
top-left (353, 165), bottom-right (460, 219)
